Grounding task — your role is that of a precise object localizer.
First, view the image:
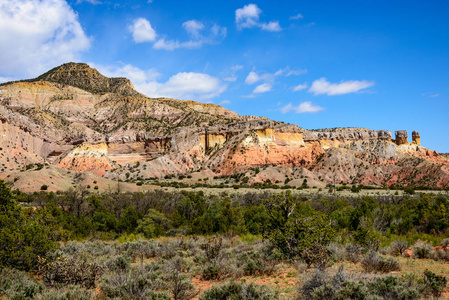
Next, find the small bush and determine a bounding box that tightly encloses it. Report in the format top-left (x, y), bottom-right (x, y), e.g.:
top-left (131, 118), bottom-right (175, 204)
top-left (38, 257), bottom-right (104, 289)
top-left (412, 241), bottom-right (433, 259)
top-left (422, 269), bottom-right (447, 297)
top-left (165, 257), bottom-right (198, 300)
top-left (0, 268), bottom-right (42, 299)
top-left (404, 186), bottom-right (415, 194)
top-left (36, 285), bottom-right (93, 300)
top-left (105, 255), bottom-right (130, 272)
top-left (440, 238), bottom-right (449, 247)
top-left (361, 251), bottom-right (400, 273)
top-left (345, 243), bottom-right (361, 264)
top-left (202, 265), bottom-right (219, 280)
top-left (302, 243), bottom-right (332, 270)
top-left (367, 276), bottom-right (419, 300)
top-left (300, 268), bottom-right (420, 300)
top-left (390, 240), bottom-right (409, 256)
top-left (40, 184), bottom-right (48, 190)
top-left (327, 243), bottom-right (346, 262)
top-left (431, 248), bottom-right (449, 261)
top-left (300, 270), bottom-right (327, 299)
top-left (201, 237), bottom-right (222, 263)
top-left (199, 281), bottom-right (279, 300)
top-left (101, 264), bottom-right (168, 299)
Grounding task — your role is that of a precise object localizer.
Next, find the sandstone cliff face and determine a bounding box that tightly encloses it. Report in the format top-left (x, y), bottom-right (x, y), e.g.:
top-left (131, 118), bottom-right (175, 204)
top-left (0, 63), bottom-right (447, 189)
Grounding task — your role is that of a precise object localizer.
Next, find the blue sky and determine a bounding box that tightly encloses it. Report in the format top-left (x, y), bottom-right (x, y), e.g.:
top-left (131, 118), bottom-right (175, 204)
top-left (0, 0), bottom-right (448, 152)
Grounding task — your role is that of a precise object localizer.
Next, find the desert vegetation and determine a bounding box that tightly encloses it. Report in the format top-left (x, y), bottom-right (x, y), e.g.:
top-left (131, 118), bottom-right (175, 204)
top-left (1, 179), bottom-right (449, 299)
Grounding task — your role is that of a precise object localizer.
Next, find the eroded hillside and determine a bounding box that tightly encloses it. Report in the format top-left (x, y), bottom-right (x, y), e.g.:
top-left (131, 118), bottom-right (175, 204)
top-left (0, 62), bottom-right (447, 190)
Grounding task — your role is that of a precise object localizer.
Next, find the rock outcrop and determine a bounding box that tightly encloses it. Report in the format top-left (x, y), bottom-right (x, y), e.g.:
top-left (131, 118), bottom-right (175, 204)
top-left (0, 63), bottom-right (447, 189)
top-left (395, 130), bottom-right (408, 145)
top-left (412, 130), bottom-right (421, 145)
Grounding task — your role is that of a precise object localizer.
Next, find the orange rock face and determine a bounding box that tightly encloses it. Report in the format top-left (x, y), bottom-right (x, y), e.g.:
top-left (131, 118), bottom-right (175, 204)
top-left (219, 142), bottom-right (325, 174)
top-left (58, 156), bottom-right (113, 176)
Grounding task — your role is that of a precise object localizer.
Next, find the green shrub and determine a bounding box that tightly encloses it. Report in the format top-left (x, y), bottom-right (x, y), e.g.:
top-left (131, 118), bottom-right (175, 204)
top-left (202, 237), bottom-right (222, 263)
top-left (352, 227), bottom-right (382, 251)
top-left (345, 243), bottom-right (361, 263)
top-left (105, 254), bottom-right (130, 272)
top-left (411, 241), bottom-right (433, 259)
top-left (165, 257), bottom-right (198, 300)
top-left (300, 270), bottom-right (327, 299)
top-left (367, 276), bottom-right (419, 300)
top-left (0, 180), bottom-right (59, 271)
top-left (38, 257), bottom-right (104, 289)
top-left (422, 269), bottom-right (447, 297)
top-left (361, 251), bottom-right (400, 273)
top-left (300, 268), bottom-right (420, 300)
top-left (0, 268), bottom-right (42, 299)
top-left (137, 209), bottom-right (169, 238)
top-left (101, 264), bottom-right (169, 299)
top-left (390, 240), bottom-right (409, 256)
top-left (202, 265), bottom-right (219, 280)
top-left (301, 242), bottom-right (332, 269)
top-left (199, 281), bottom-right (279, 300)
top-left (440, 238), bottom-right (449, 247)
top-left (262, 192), bottom-right (335, 259)
top-left (327, 243), bottom-right (346, 262)
top-left (36, 286), bottom-right (93, 300)
top-left (404, 186), bottom-right (415, 194)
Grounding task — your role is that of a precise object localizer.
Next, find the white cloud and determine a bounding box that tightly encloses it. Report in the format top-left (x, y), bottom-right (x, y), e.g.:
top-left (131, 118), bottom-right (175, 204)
top-left (261, 21), bottom-right (281, 32)
top-left (244, 70), bottom-right (278, 85)
top-left (94, 63), bottom-right (225, 101)
top-left (281, 101), bottom-right (324, 114)
top-left (286, 68), bottom-right (307, 76)
top-left (93, 63), bottom-right (161, 85)
top-left (224, 76), bottom-right (238, 82)
top-left (421, 92), bottom-right (440, 98)
top-left (222, 64), bottom-right (243, 82)
top-left (293, 83), bottom-right (307, 92)
top-left (76, 0), bottom-right (101, 4)
top-left (146, 72), bottom-right (227, 100)
top-left (153, 20), bottom-right (226, 50)
top-left (153, 38), bottom-right (182, 50)
top-left (129, 18), bottom-right (156, 43)
top-left (245, 67), bottom-right (302, 85)
top-left (253, 83), bottom-right (272, 94)
top-left (182, 20), bottom-right (205, 39)
top-left (308, 77), bottom-right (374, 96)
top-left (290, 13), bottom-right (304, 20)
top-left (245, 71), bottom-right (260, 84)
top-left (235, 4), bottom-right (261, 29)
top-left (0, 0), bottom-right (90, 78)
top-left (220, 100), bottom-right (231, 104)
top-left (235, 4), bottom-right (281, 32)
top-left (274, 69), bottom-right (284, 76)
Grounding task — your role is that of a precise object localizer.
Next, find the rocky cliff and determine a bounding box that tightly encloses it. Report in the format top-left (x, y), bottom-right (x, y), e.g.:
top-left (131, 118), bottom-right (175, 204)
top-left (0, 63), bottom-right (447, 190)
